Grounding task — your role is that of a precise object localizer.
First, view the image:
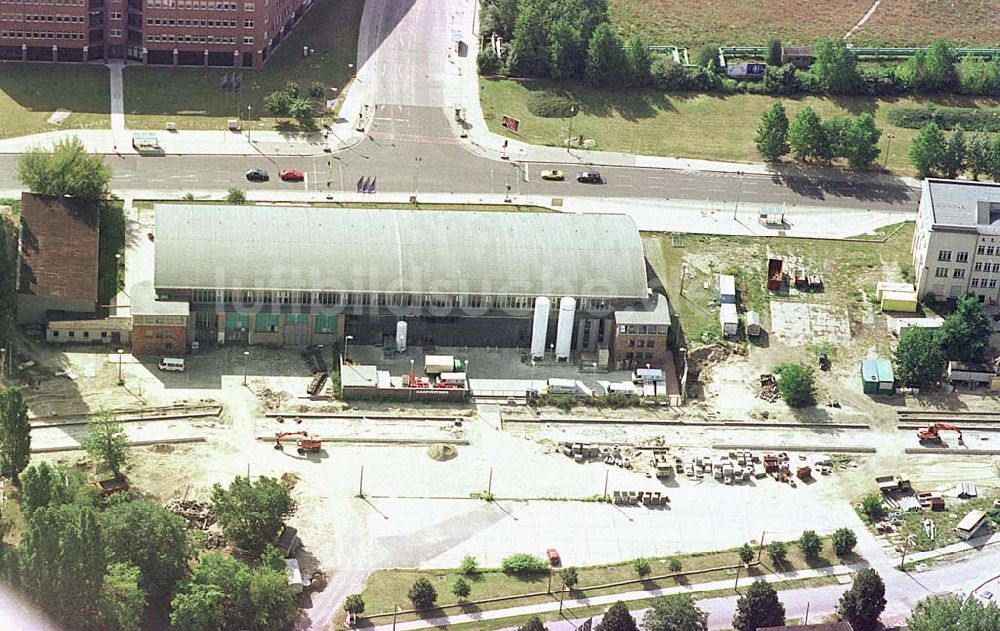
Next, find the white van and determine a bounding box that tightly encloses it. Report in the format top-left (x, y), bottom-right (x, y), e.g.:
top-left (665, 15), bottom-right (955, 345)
top-left (158, 357), bottom-right (185, 372)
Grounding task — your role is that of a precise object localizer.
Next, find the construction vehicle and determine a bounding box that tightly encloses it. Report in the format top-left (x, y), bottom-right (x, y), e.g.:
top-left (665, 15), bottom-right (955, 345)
top-left (274, 431), bottom-right (322, 454)
top-left (917, 423), bottom-right (964, 445)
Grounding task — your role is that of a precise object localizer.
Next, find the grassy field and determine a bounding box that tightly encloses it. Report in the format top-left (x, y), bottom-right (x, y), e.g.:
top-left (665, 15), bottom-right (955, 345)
top-left (349, 537), bottom-right (842, 626)
top-left (123, 0), bottom-right (363, 131)
top-left (609, 0), bottom-right (1000, 47)
top-left (481, 78), bottom-right (1000, 175)
top-left (898, 494), bottom-right (999, 553)
top-left (0, 63), bottom-right (110, 139)
top-left (644, 223), bottom-right (916, 345)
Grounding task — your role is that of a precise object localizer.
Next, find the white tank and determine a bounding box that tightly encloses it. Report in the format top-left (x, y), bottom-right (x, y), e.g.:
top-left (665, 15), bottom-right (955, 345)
top-left (555, 297), bottom-right (576, 360)
top-left (395, 321), bottom-right (408, 353)
top-left (530, 297), bottom-right (550, 359)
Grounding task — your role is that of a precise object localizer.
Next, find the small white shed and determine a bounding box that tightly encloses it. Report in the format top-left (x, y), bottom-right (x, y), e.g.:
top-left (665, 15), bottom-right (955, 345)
top-left (718, 274), bottom-right (736, 304)
top-left (720, 303), bottom-right (738, 337)
top-left (745, 311), bottom-right (761, 337)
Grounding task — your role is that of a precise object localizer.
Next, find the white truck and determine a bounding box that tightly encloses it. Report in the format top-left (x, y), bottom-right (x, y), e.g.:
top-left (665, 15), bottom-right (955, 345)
top-left (424, 355), bottom-right (464, 375)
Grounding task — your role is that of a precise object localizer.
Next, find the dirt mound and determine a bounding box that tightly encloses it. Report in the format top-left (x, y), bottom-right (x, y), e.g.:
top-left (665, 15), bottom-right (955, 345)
top-left (428, 444), bottom-right (458, 462)
top-left (280, 472), bottom-right (301, 488)
top-left (151, 443), bottom-right (175, 453)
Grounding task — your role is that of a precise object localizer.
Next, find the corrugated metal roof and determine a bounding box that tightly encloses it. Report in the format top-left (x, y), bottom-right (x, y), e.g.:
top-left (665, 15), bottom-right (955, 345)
top-left (875, 358), bottom-right (894, 383)
top-left (153, 205), bottom-right (649, 299)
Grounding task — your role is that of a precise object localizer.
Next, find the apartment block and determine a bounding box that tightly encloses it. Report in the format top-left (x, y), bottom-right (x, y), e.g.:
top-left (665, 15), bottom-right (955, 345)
top-left (0, 0), bottom-right (311, 67)
top-left (912, 178), bottom-right (1000, 305)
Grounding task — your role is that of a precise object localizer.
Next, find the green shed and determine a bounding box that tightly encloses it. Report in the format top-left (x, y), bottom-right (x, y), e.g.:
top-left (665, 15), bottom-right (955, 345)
top-left (861, 358), bottom-right (894, 394)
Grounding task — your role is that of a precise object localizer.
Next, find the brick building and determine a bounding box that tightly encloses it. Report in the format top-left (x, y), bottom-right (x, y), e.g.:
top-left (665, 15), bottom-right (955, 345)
top-left (17, 192), bottom-right (100, 323)
top-left (610, 294), bottom-right (671, 370)
top-left (0, 0), bottom-right (311, 67)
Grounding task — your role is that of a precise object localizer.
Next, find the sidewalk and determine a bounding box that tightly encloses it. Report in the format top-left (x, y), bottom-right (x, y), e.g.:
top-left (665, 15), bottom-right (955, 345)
top-left (370, 564), bottom-right (856, 631)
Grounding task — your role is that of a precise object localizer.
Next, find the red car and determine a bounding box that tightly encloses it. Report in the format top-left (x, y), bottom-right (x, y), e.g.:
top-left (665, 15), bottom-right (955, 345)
top-left (279, 168), bottom-right (305, 182)
top-left (546, 548), bottom-right (561, 567)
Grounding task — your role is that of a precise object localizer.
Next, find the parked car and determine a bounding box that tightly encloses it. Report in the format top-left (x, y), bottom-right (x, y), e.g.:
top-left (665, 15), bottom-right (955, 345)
top-left (576, 171), bottom-right (602, 183)
top-left (546, 548), bottom-right (561, 567)
top-left (279, 168), bottom-right (305, 182)
top-left (245, 168), bottom-right (269, 182)
top-left (541, 169), bottom-right (565, 181)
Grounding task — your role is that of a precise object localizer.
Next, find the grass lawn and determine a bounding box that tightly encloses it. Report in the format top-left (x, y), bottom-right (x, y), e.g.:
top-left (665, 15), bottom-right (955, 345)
top-left (0, 63), bottom-right (110, 139)
top-left (897, 494), bottom-right (999, 553)
top-left (644, 223), bottom-right (916, 345)
top-left (481, 78), bottom-right (1000, 176)
top-left (123, 0), bottom-right (363, 131)
top-left (609, 0), bottom-right (1000, 48)
top-left (347, 537), bottom-right (842, 627)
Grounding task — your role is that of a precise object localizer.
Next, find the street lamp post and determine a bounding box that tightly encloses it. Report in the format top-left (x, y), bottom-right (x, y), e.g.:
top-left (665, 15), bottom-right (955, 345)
top-left (242, 350), bottom-right (250, 386)
top-left (591, 361), bottom-right (598, 388)
top-left (344, 334), bottom-right (354, 364)
top-left (247, 105), bottom-right (252, 143)
top-left (733, 171), bottom-right (744, 220)
top-left (530, 359), bottom-right (536, 394)
top-left (116, 348), bottom-right (124, 385)
top-left (413, 157), bottom-right (422, 199)
top-left (566, 105), bottom-right (576, 152)
top-left (884, 133), bottom-right (895, 169)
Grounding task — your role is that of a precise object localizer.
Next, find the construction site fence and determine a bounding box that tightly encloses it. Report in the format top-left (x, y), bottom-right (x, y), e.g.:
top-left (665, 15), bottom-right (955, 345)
top-left (649, 45), bottom-right (1000, 68)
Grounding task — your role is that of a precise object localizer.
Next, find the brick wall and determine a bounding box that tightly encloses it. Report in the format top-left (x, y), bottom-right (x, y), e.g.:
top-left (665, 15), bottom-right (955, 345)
top-left (132, 324), bottom-right (187, 356)
top-left (611, 333), bottom-right (668, 369)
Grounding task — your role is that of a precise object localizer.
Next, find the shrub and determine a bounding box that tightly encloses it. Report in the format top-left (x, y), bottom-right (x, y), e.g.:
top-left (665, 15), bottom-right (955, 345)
top-left (764, 63), bottom-right (801, 95)
top-left (694, 43), bottom-right (720, 69)
top-left (832, 528), bottom-right (858, 556)
top-left (459, 555), bottom-right (480, 576)
top-left (452, 577), bottom-right (471, 600)
top-left (766, 541), bottom-right (787, 566)
top-left (501, 553), bottom-right (549, 575)
top-left (860, 493), bottom-right (886, 523)
top-left (408, 577), bottom-right (437, 609)
top-left (885, 104), bottom-right (1000, 133)
top-left (633, 557), bottom-right (651, 578)
top-left (799, 530), bottom-right (822, 560)
top-left (738, 543), bottom-right (755, 565)
top-left (560, 567), bottom-right (578, 589)
top-left (526, 90), bottom-right (577, 118)
top-left (478, 45), bottom-right (501, 75)
top-left (309, 82), bottom-right (325, 99)
top-left (774, 363), bottom-right (816, 407)
top-left (766, 38), bottom-right (782, 67)
top-left (226, 188), bottom-right (247, 205)
top-left (667, 558), bottom-right (682, 573)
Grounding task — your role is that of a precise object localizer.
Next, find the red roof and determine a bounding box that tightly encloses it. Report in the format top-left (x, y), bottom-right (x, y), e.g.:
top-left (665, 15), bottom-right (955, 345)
top-left (18, 193), bottom-right (100, 303)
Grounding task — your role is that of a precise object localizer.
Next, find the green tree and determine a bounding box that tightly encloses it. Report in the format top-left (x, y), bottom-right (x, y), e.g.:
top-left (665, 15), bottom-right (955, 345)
top-left (738, 543), bottom-right (755, 566)
top-left (668, 558), bottom-right (682, 573)
top-left (246, 566), bottom-right (298, 630)
top-left (408, 576), bottom-right (438, 609)
top-left (774, 363), bottom-right (816, 407)
top-left (226, 187), bottom-right (247, 205)
top-left (766, 38), bottom-right (783, 67)
top-left (344, 593), bottom-right (366, 620)
top-left (210, 475), bottom-right (295, 555)
top-left (82, 410), bottom-right (129, 478)
top-left (732, 579), bottom-right (785, 631)
top-left (169, 583), bottom-right (225, 631)
top-left (21, 504), bottom-right (106, 628)
top-left (100, 562), bottom-right (147, 631)
top-left (17, 136), bottom-right (111, 201)
top-left (625, 34), bottom-right (653, 87)
top-left (102, 499), bottom-right (189, 603)
top-left (560, 566), bottom-right (579, 590)
top-left (906, 40), bottom-right (959, 92)
top-left (263, 90), bottom-right (293, 116)
top-left (755, 102), bottom-right (790, 161)
top-left (459, 554), bottom-right (480, 576)
top-left (813, 38), bottom-right (860, 93)
top-left (644, 594), bottom-right (709, 631)
top-left (841, 112), bottom-right (882, 169)
top-left (839, 568), bottom-right (886, 630)
top-left (191, 552), bottom-right (252, 628)
top-left (595, 600), bottom-right (638, 631)
top-left (860, 492), bottom-right (886, 523)
top-left (940, 127), bottom-right (967, 179)
top-left (478, 43), bottom-right (501, 74)
top-left (518, 617), bottom-right (548, 631)
top-left (260, 543), bottom-right (285, 572)
top-left (766, 540), bottom-right (788, 566)
top-left (908, 594), bottom-right (1000, 631)
top-left (788, 107), bottom-right (828, 162)
top-left (909, 122), bottom-right (947, 177)
top-left (693, 43), bottom-right (719, 70)
top-left (0, 387), bottom-right (30, 485)
top-left (633, 556), bottom-right (651, 578)
top-left (505, 2), bottom-right (549, 77)
top-left (289, 97), bottom-right (314, 121)
top-left (937, 295), bottom-right (994, 362)
top-left (21, 461), bottom-right (86, 519)
top-left (547, 17), bottom-right (586, 79)
top-left (0, 221), bottom-right (15, 349)
top-left (894, 326), bottom-right (946, 387)
top-left (966, 133), bottom-right (992, 180)
top-left (798, 530), bottom-right (822, 560)
top-left (586, 23), bottom-right (627, 86)
top-left (832, 528), bottom-right (858, 557)
top-left (987, 133), bottom-right (1000, 182)
top-left (452, 576), bottom-right (471, 600)
top-left (308, 81), bottom-right (325, 99)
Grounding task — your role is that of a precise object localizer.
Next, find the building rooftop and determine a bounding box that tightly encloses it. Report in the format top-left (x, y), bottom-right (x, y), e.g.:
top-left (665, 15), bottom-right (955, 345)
top-left (924, 179), bottom-right (1000, 234)
top-left (18, 192), bottom-right (100, 303)
top-left (614, 293), bottom-right (671, 326)
top-left (130, 281), bottom-right (190, 317)
top-left (153, 205), bottom-right (649, 300)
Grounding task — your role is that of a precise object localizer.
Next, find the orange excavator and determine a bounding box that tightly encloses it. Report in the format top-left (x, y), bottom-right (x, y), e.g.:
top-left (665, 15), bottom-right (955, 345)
top-left (917, 423), bottom-right (964, 445)
top-left (274, 431), bottom-right (322, 454)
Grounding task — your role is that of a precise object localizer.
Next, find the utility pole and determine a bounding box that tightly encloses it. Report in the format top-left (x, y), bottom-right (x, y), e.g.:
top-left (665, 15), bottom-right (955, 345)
top-left (733, 171), bottom-right (744, 219)
top-left (602, 469), bottom-right (609, 501)
top-left (884, 133), bottom-right (895, 169)
top-left (757, 531), bottom-right (765, 562)
top-left (486, 467), bottom-right (493, 497)
top-left (358, 465), bottom-right (365, 498)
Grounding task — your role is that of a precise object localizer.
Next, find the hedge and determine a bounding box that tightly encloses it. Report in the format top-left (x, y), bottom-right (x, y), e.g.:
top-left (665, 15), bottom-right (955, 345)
top-left (884, 104), bottom-right (1000, 132)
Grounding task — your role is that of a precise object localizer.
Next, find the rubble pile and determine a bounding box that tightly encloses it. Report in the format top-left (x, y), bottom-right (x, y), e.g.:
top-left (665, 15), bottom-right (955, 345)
top-left (164, 499), bottom-right (216, 530)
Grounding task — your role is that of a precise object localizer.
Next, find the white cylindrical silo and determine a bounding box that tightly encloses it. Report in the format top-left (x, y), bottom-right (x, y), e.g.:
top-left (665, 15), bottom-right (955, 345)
top-left (555, 297), bottom-right (576, 360)
top-left (530, 297), bottom-right (550, 359)
top-left (396, 320), bottom-right (408, 353)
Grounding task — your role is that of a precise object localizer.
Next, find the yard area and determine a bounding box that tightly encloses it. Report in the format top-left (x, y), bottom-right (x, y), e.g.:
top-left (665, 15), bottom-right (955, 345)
top-left (643, 223), bottom-right (915, 347)
top-left (897, 494), bottom-right (1000, 553)
top-left (609, 0), bottom-right (1000, 47)
top-left (481, 78), bottom-right (1000, 175)
top-left (0, 63), bottom-right (110, 139)
top-left (123, 0), bottom-right (363, 131)
top-left (348, 537), bottom-right (841, 627)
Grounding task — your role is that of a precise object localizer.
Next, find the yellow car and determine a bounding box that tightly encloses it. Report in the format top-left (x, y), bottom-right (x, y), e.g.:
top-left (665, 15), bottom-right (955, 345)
top-left (541, 169), bottom-right (565, 181)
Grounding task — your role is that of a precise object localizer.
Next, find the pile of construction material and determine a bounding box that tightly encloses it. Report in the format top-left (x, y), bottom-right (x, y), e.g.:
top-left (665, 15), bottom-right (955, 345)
top-left (757, 374), bottom-right (780, 402)
top-left (164, 498), bottom-right (216, 530)
top-left (612, 490), bottom-right (669, 506)
top-left (680, 451), bottom-right (832, 487)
